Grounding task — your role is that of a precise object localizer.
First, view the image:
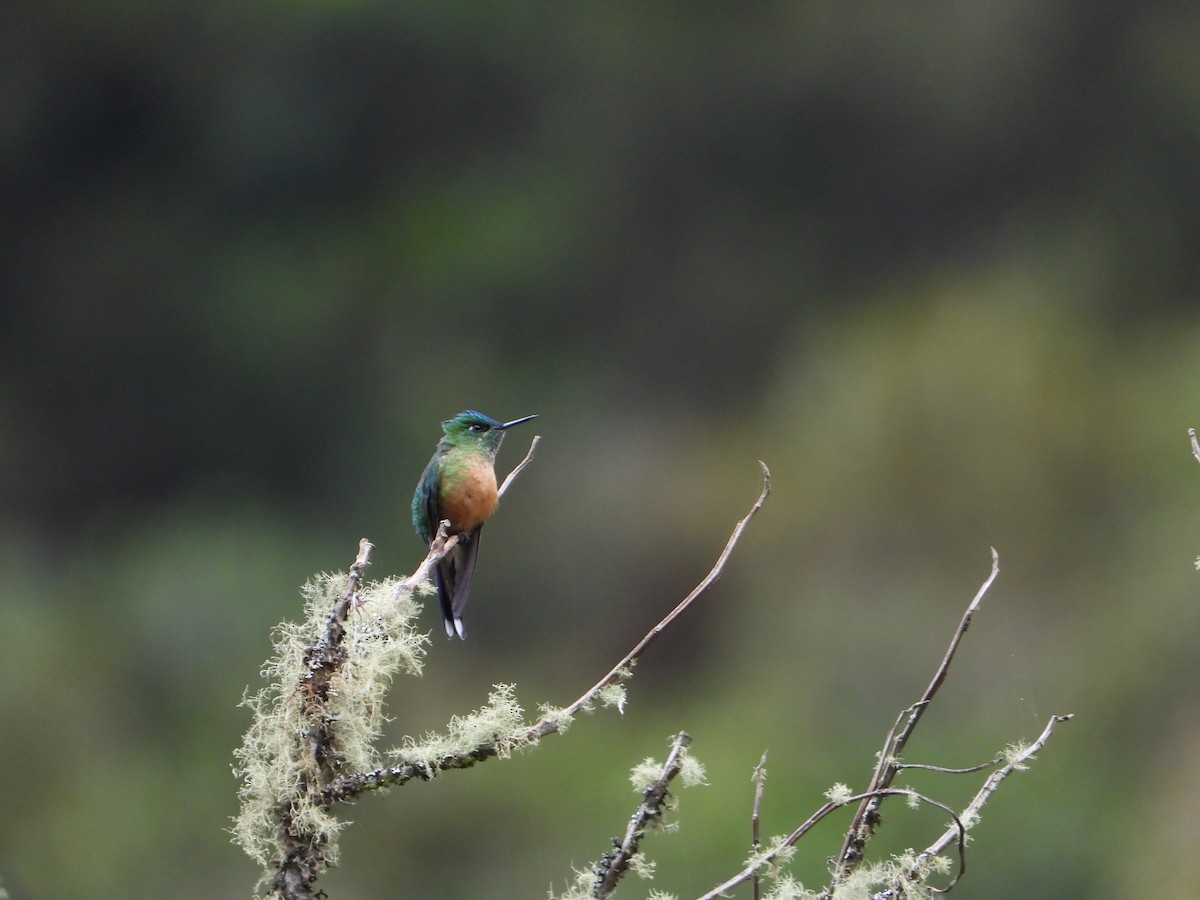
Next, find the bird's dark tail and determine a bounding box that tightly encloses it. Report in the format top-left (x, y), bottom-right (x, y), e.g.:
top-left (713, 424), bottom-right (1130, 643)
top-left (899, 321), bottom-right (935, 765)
top-left (435, 529), bottom-right (481, 639)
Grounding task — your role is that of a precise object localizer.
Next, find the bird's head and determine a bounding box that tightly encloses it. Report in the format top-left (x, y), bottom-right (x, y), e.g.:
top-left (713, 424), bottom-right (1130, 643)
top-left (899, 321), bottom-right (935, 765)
top-left (441, 410), bottom-right (537, 456)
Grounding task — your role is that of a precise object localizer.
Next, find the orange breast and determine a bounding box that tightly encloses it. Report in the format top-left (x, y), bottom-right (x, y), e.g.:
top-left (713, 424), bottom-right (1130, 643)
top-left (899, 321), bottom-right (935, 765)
top-left (439, 458), bottom-right (499, 533)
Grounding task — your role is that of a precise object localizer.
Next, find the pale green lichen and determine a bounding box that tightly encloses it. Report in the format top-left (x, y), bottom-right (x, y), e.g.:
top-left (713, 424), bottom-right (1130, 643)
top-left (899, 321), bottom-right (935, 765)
top-left (743, 835), bottom-right (797, 878)
top-left (1002, 740), bottom-right (1033, 769)
top-left (824, 782), bottom-right (854, 804)
top-left (629, 757), bottom-right (666, 792)
top-left (678, 754), bottom-right (707, 787)
top-left (828, 849), bottom-right (953, 900)
top-left (390, 683), bottom-right (528, 768)
top-left (537, 702), bottom-right (575, 733)
top-left (597, 681), bottom-right (628, 713)
top-left (544, 866), bottom-right (594, 900)
top-left (762, 873), bottom-right (816, 900)
top-left (629, 852), bottom-right (657, 880)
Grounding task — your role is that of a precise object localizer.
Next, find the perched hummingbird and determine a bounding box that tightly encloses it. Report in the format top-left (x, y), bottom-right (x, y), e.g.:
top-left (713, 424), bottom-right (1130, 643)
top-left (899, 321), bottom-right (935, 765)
top-left (412, 410), bottom-right (537, 639)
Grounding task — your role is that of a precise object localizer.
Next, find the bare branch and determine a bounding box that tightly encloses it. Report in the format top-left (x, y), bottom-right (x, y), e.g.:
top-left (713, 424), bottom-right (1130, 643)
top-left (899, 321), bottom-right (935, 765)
top-left (592, 731), bottom-right (693, 899)
top-left (830, 549), bottom-right (1000, 883)
top-left (897, 757), bottom-right (1002, 775)
top-left (1190, 427), bottom-right (1200, 465)
top-left (534, 462), bottom-right (771, 734)
top-left (752, 750), bottom-right (768, 900)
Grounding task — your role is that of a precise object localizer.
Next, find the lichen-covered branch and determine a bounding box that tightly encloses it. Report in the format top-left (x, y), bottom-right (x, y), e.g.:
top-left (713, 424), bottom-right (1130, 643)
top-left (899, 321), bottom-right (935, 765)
top-left (236, 458), bottom-right (1061, 900)
top-left (591, 731), bottom-right (693, 899)
top-left (694, 551), bottom-right (1072, 900)
top-left (233, 540), bottom-right (435, 899)
top-left (234, 440), bottom-right (543, 899)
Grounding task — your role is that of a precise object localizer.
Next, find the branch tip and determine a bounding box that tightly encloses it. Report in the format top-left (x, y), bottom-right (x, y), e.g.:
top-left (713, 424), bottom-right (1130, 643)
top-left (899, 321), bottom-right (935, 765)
top-left (534, 463), bottom-right (770, 732)
top-left (499, 434), bottom-right (540, 497)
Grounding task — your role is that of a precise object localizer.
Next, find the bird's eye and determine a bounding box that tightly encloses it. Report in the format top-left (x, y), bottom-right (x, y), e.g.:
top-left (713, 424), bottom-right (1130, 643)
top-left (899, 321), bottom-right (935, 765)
top-left (469, 423), bottom-right (489, 432)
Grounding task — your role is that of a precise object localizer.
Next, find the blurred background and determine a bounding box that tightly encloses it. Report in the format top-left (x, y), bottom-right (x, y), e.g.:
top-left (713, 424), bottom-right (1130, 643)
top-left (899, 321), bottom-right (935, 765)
top-left (2, 1), bottom-right (1199, 897)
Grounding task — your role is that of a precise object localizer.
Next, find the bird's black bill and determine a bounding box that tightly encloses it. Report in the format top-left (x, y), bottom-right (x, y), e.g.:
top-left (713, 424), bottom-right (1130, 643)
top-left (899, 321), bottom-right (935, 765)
top-left (499, 414), bottom-right (537, 429)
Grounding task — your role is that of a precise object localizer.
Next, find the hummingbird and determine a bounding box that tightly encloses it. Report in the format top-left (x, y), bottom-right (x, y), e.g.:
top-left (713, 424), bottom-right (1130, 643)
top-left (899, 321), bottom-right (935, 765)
top-left (412, 410), bottom-right (537, 639)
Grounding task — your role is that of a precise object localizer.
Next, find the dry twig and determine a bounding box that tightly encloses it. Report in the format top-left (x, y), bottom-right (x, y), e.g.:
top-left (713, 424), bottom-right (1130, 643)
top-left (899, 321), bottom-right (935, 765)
top-left (912, 713), bottom-right (1073, 873)
top-left (499, 433), bottom-right (541, 497)
top-left (536, 461), bottom-right (771, 732)
top-left (828, 548), bottom-right (1000, 885)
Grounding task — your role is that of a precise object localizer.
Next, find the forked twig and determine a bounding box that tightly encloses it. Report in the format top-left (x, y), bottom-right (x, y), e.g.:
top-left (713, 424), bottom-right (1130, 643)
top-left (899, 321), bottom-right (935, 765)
top-left (917, 713), bottom-right (1073, 869)
top-left (697, 788), bottom-right (967, 900)
top-left (830, 549), bottom-right (1000, 882)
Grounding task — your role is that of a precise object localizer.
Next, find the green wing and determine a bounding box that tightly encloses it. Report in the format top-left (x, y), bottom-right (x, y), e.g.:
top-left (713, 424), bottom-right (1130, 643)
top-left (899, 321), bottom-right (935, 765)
top-left (412, 455), bottom-right (442, 545)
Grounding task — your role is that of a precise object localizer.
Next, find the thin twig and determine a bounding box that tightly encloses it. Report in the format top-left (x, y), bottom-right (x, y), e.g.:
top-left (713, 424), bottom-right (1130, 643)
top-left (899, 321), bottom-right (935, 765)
top-left (313, 538), bottom-right (374, 651)
top-left (536, 462), bottom-right (771, 731)
top-left (897, 757), bottom-right (1003, 775)
top-left (751, 750), bottom-right (768, 900)
top-left (391, 522), bottom-right (458, 602)
top-left (918, 714), bottom-right (1073, 871)
top-left (592, 731), bottom-right (693, 899)
top-left (499, 434), bottom-right (541, 497)
top-left (830, 549), bottom-right (1000, 883)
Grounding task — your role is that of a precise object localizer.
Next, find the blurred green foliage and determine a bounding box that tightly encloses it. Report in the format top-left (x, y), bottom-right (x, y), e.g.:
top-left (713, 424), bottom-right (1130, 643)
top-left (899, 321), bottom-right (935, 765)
top-left (2, 1), bottom-right (1199, 897)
